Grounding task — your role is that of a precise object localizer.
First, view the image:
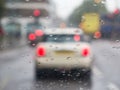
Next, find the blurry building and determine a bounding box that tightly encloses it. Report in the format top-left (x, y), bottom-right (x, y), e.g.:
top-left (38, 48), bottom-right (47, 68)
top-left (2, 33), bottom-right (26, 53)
top-left (5, 0), bottom-right (55, 18)
top-left (3, 0), bottom-right (56, 24)
top-left (2, 0), bottom-right (56, 44)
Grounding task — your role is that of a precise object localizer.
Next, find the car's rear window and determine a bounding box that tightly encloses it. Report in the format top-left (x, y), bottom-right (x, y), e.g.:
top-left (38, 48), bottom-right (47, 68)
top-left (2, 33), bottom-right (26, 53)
top-left (42, 34), bottom-right (84, 43)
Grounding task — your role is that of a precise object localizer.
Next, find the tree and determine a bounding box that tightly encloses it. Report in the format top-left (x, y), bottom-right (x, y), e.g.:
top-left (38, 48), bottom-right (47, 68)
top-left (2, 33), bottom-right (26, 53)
top-left (0, 0), bottom-right (5, 19)
top-left (0, 0), bottom-right (5, 44)
top-left (68, 0), bottom-right (108, 27)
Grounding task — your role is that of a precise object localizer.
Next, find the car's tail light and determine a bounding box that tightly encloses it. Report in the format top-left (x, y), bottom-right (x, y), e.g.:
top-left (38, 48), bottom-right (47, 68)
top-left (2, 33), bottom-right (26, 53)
top-left (35, 30), bottom-right (44, 37)
top-left (74, 34), bottom-right (80, 41)
top-left (36, 46), bottom-right (46, 57)
top-left (28, 33), bottom-right (36, 41)
top-left (81, 48), bottom-right (90, 57)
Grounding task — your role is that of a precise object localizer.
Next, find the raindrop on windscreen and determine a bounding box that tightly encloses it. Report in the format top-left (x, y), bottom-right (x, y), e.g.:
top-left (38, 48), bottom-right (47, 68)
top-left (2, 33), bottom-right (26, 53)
top-left (46, 16), bottom-right (49, 19)
top-left (60, 84), bottom-right (63, 87)
top-left (54, 38), bottom-right (57, 40)
top-left (66, 57), bottom-right (72, 60)
top-left (29, 61), bottom-right (31, 63)
top-left (29, 16), bottom-right (33, 18)
top-left (115, 40), bottom-right (119, 43)
top-left (79, 87), bottom-right (84, 90)
top-left (107, 83), bottom-right (119, 90)
top-left (100, 20), bottom-right (104, 25)
top-left (66, 37), bottom-right (70, 40)
top-left (28, 41), bottom-right (30, 44)
top-left (70, 23), bottom-right (73, 26)
top-left (101, 0), bottom-right (105, 4)
top-left (26, 0), bottom-right (29, 2)
top-left (49, 35), bottom-right (53, 37)
top-left (56, 46), bottom-right (59, 49)
top-left (67, 73), bottom-right (71, 76)
top-left (49, 45), bottom-right (52, 47)
top-left (93, 4), bottom-right (97, 6)
top-left (51, 58), bottom-right (54, 61)
top-left (94, 0), bottom-right (101, 3)
top-left (32, 43), bottom-right (36, 46)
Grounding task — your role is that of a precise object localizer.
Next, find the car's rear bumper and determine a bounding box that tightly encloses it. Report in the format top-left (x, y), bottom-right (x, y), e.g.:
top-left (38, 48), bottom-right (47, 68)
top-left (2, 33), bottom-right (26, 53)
top-left (35, 57), bottom-right (93, 70)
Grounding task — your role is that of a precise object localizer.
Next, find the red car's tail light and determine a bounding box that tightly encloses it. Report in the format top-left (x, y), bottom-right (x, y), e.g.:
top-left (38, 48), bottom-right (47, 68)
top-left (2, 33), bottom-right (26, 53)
top-left (81, 48), bottom-right (90, 57)
top-left (28, 33), bottom-right (36, 41)
top-left (37, 46), bottom-right (46, 57)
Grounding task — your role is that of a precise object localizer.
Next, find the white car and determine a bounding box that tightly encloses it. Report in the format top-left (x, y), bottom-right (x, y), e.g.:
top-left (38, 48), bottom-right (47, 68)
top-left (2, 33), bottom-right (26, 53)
top-left (34, 28), bottom-right (93, 79)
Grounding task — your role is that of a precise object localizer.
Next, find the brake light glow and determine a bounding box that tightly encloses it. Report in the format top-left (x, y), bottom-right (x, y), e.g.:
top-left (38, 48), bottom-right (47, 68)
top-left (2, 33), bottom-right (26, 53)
top-left (74, 34), bottom-right (80, 41)
top-left (81, 48), bottom-right (89, 57)
top-left (28, 33), bottom-right (36, 41)
top-left (37, 46), bottom-right (46, 57)
top-left (35, 30), bottom-right (44, 36)
top-left (94, 31), bottom-right (101, 39)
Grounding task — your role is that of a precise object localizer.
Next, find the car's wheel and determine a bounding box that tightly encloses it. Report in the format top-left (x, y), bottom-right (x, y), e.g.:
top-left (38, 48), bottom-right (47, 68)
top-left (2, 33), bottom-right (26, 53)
top-left (34, 65), bottom-right (45, 80)
top-left (81, 69), bottom-right (92, 87)
top-left (72, 68), bottom-right (92, 86)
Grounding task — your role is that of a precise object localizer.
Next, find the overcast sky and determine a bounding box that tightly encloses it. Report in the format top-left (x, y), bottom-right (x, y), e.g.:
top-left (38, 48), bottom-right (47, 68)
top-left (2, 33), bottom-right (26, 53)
top-left (52, 0), bottom-right (120, 19)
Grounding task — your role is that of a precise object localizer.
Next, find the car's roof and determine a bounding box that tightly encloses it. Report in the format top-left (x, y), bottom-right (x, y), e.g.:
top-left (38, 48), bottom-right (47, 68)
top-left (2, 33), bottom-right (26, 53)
top-left (44, 28), bottom-right (83, 35)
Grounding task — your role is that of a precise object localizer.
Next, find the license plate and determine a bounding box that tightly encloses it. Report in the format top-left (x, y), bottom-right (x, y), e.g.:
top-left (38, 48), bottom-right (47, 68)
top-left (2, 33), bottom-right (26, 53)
top-left (55, 50), bottom-right (74, 55)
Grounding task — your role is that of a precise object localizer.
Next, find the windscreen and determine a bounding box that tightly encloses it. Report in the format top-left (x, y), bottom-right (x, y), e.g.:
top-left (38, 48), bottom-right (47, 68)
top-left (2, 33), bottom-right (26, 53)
top-left (42, 34), bottom-right (84, 43)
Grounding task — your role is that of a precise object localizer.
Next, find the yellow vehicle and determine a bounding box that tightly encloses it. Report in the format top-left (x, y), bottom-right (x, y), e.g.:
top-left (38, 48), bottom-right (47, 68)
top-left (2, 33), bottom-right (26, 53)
top-left (80, 13), bottom-right (100, 35)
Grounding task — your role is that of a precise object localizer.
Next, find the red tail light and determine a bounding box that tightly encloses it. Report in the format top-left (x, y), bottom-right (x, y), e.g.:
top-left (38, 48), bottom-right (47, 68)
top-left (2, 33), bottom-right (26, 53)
top-left (81, 48), bottom-right (89, 57)
top-left (37, 46), bottom-right (46, 57)
top-left (28, 33), bottom-right (36, 41)
top-left (35, 30), bottom-right (44, 37)
top-left (74, 34), bottom-right (80, 41)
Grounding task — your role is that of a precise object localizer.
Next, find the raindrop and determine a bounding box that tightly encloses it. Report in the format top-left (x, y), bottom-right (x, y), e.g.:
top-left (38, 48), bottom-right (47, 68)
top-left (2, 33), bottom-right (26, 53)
top-left (70, 23), bottom-right (73, 26)
top-left (51, 58), bottom-right (54, 61)
top-left (49, 45), bottom-right (52, 47)
top-left (35, 83), bottom-right (40, 88)
top-left (94, 0), bottom-right (101, 3)
top-left (54, 38), bottom-right (57, 40)
top-left (55, 46), bottom-right (58, 49)
top-left (78, 80), bottom-right (82, 84)
top-left (60, 84), bottom-right (63, 87)
top-left (32, 43), bottom-right (36, 46)
top-left (66, 57), bottom-right (72, 60)
top-left (73, 78), bottom-right (76, 80)
top-left (115, 40), bottom-right (119, 43)
top-left (75, 29), bottom-right (79, 33)
top-left (67, 82), bottom-right (70, 85)
top-left (26, 0), bottom-right (29, 2)
top-left (29, 16), bottom-right (33, 18)
top-left (8, 67), bottom-right (10, 69)
top-left (62, 73), bottom-right (65, 76)
top-left (46, 16), bottom-right (49, 19)
top-left (80, 87), bottom-right (84, 90)
top-left (93, 4), bottom-right (97, 6)
top-left (112, 46), bottom-right (116, 48)
top-left (100, 20), bottom-right (104, 25)
top-left (77, 44), bottom-right (80, 46)
top-left (101, 0), bottom-right (105, 4)
top-left (29, 61), bottom-right (31, 63)
top-left (73, 47), bottom-right (76, 50)
top-left (28, 41), bottom-right (30, 44)
top-left (67, 73), bottom-right (71, 76)
top-left (49, 35), bottom-right (53, 37)
top-left (107, 83), bottom-right (119, 90)
top-left (76, 73), bottom-right (80, 77)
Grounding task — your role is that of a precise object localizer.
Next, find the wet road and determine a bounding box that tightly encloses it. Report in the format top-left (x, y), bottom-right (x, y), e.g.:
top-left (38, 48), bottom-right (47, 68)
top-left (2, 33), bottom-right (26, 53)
top-left (0, 40), bottom-right (120, 90)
